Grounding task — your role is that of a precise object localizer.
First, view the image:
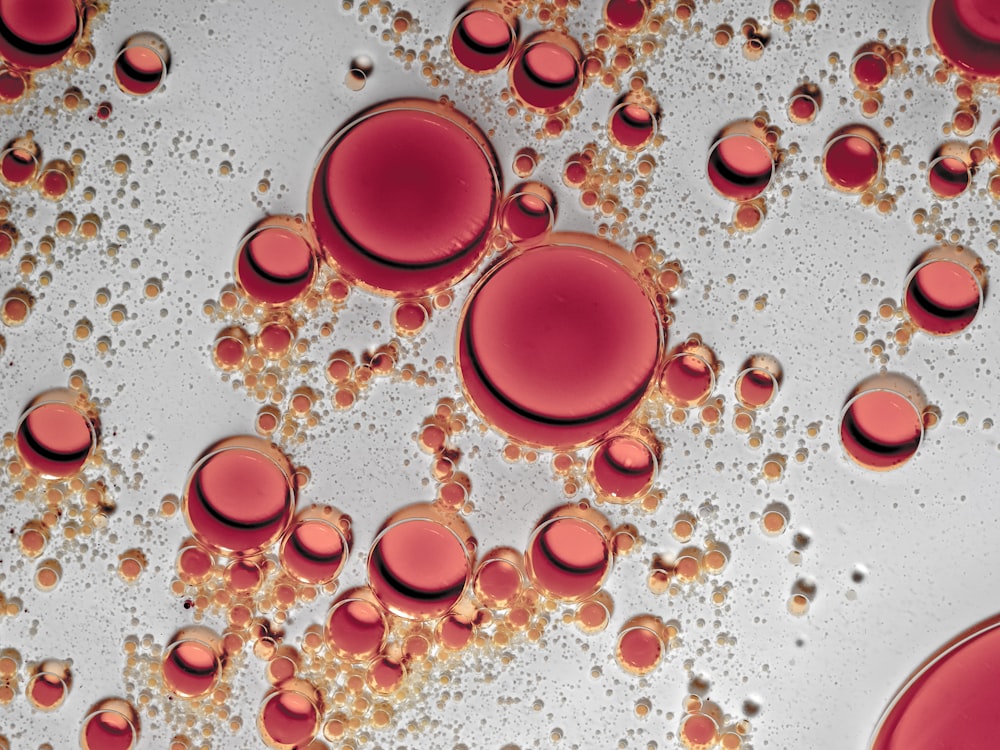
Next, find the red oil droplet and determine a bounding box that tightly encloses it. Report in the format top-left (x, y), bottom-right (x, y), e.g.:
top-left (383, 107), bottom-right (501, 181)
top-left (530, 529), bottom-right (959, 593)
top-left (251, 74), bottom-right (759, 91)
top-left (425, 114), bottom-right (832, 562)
top-left (680, 713), bottom-right (720, 749)
top-left (1, 145), bottom-right (37, 186)
top-left (183, 439), bottom-right (295, 554)
top-left (735, 368), bottom-right (777, 408)
top-left (823, 127), bottom-right (882, 192)
top-left (771, 0), bottom-right (797, 22)
top-left (325, 595), bottom-right (387, 662)
top-left (367, 516), bottom-right (472, 620)
top-left (309, 99), bottom-right (500, 296)
top-left (0, 67), bottom-right (27, 102)
top-left (903, 259), bottom-right (982, 335)
top-left (80, 705), bottom-right (138, 750)
top-left (473, 553), bottom-right (523, 608)
top-left (258, 688), bottom-right (320, 749)
top-left (450, 8), bottom-right (517, 74)
top-left (525, 509), bottom-right (611, 601)
top-left (927, 156), bottom-right (971, 198)
top-left (589, 435), bottom-right (657, 499)
top-left (660, 352), bottom-right (715, 408)
top-left (26, 671), bottom-right (66, 709)
top-left (16, 400), bottom-right (96, 479)
top-left (609, 101), bottom-right (657, 150)
top-left (162, 636), bottom-right (221, 698)
top-left (0, 0), bottom-right (80, 70)
top-left (457, 237), bottom-right (660, 449)
top-left (500, 182), bottom-right (555, 242)
top-left (604, 0), bottom-right (649, 31)
top-left (113, 37), bottom-right (168, 96)
top-left (870, 614), bottom-right (1000, 750)
top-left (509, 32), bottom-right (582, 114)
top-left (930, 0), bottom-right (1000, 81)
top-left (788, 93), bottom-right (818, 124)
top-left (279, 517), bottom-right (348, 584)
top-left (616, 623), bottom-right (663, 674)
top-left (840, 389), bottom-right (923, 470)
top-left (235, 223), bottom-right (316, 306)
top-left (706, 134), bottom-right (775, 201)
top-left (851, 51), bottom-right (890, 90)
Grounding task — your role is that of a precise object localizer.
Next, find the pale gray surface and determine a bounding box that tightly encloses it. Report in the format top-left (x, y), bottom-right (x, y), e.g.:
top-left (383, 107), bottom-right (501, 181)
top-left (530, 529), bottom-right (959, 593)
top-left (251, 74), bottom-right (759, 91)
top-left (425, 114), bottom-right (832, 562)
top-left (1, 1), bottom-right (999, 748)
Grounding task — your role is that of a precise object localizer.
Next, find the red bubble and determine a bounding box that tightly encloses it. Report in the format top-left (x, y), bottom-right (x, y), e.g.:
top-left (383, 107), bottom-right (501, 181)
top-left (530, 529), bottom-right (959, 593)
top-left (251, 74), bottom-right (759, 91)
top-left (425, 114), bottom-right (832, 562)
top-left (0, 0), bottom-right (79, 70)
top-left (840, 390), bottom-right (922, 470)
top-left (458, 239), bottom-right (660, 449)
top-left (16, 402), bottom-right (96, 479)
top-left (309, 100), bottom-right (500, 296)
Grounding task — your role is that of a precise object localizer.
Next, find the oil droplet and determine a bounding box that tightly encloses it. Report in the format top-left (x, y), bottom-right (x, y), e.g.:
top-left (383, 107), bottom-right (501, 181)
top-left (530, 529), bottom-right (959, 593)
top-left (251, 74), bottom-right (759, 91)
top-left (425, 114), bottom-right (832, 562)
top-left (366, 505), bottom-right (473, 620)
top-left (473, 548), bottom-right (523, 609)
top-left (930, 0), bottom-right (1000, 81)
top-left (616, 615), bottom-right (665, 675)
top-left (235, 217), bottom-right (317, 306)
top-left (458, 236), bottom-right (660, 449)
top-left (450, 5), bottom-right (518, 74)
top-left (0, 0), bottom-right (81, 70)
top-left (182, 436), bottom-right (295, 554)
top-left (588, 434), bottom-right (657, 500)
top-left (80, 698), bottom-right (139, 750)
top-left (659, 340), bottom-right (717, 408)
top-left (26, 660), bottom-right (70, 710)
top-left (345, 54), bottom-right (372, 91)
top-left (499, 181), bottom-right (556, 243)
top-left (525, 504), bottom-right (612, 601)
top-left (258, 683), bottom-right (321, 749)
top-left (34, 558), bottom-right (61, 591)
top-left (508, 31), bottom-right (583, 114)
top-left (279, 505), bottom-right (351, 584)
top-left (15, 390), bottom-right (98, 479)
top-left (840, 375), bottom-right (924, 470)
top-left (902, 246), bottom-right (984, 335)
top-left (162, 628), bottom-right (222, 698)
top-left (822, 125), bottom-right (882, 192)
top-left (325, 590), bottom-right (387, 662)
top-left (113, 33), bottom-right (169, 95)
top-left (309, 98), bottom-right (500, 297)
top-left (707, 124), bottom-right (776, 201)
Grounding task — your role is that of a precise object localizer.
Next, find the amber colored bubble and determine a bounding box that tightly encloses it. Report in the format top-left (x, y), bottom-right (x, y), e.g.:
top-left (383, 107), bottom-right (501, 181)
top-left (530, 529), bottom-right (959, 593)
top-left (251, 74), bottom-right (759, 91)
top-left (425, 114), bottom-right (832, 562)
top-left (392, 300), bottom-right (429, 336)
top-left (325, 595), bottom-right (387, 662)
top-left (840, 388), bottom-right (923, 470)
top-left (367, 517), bottom-right (472, 620)
top-left (473, 552), bottom-right (523, 609)
top-left (15, 398), bottom-right (97, 479)
top-left (525, 511), bottom-right (611, 601)
top-left (162, 637), bottom-right (221, 698)
top-left (258, 688), bottom-right (321, 749)
top-left (2, 289), bottom-right (31, 326)
top-left (437, 614), bottom-right (475, 650)
top-left (182, 440), bottom-right (295, 555)
top-left (177, 542), bottom-right (214, 584)
top-left (588, 435), bottom-right (657, 500)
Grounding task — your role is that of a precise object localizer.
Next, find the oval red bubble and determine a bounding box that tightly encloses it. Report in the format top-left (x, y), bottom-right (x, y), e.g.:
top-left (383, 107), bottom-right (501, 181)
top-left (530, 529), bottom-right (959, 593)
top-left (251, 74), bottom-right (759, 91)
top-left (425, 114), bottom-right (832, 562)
top-left (931, 0), bottom-right (1000, 80)
top-left (309, 101), bottom-right (500, 296)
top-left (0, 0), bottom-right (79, 70)
top-left (840, 390), bottom-right (923, 470)
top-left (458, 241), bottom-right (660, 449)
top-left (16, 402), bottom-right (95, 479)
top-left (871, 614), bottom-right (1000, 749)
